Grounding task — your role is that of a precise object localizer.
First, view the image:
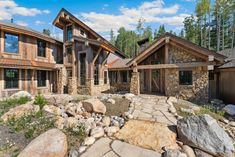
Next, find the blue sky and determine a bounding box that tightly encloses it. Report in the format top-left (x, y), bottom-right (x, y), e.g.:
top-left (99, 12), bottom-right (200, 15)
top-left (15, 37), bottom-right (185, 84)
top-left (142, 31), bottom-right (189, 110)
top-left (0, 0), bottom-right (196, 40)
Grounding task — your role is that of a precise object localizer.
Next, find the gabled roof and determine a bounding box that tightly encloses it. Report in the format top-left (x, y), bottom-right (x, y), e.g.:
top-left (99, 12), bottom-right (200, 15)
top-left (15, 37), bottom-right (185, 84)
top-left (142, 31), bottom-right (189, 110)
top-left (127, 33), bottom-right (226, 66)
top-left (0, 20), bottom-right (62, 44)
top-left (53, 8), bottom-right (127, 58)
top-left (108, 59), bottom-right (132, 69)
top-left (218, 47), bottom-right (235, 68)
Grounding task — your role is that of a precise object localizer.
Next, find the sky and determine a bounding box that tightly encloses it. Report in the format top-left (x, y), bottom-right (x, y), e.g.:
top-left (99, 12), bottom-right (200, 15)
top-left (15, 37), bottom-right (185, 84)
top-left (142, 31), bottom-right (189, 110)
top-left (0, 0), bottom-right (196, 40)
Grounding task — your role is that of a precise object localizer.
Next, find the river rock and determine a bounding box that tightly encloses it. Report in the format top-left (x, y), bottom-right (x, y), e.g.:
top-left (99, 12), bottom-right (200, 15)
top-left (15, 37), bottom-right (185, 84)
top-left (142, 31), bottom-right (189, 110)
top-left (177, 114), bottom-right (234, 157)
top-left (1, 102), bottom-right (39, 122)
top-left (102, 116), bottom-right (111, 126)
top-left (223, 104), bottom-right (235, 116)
top-left (90, 127), bottom-right (105, 138)
top-left (18, 129), bottom-right (67, 157)
top-left (82, 99), bottom-right (106, 114)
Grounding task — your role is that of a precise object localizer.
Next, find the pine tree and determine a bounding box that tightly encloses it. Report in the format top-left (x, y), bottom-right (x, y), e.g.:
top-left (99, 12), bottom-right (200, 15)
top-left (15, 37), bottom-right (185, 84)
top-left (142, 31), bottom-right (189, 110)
top-left (110, 29), bottom-right (115, 45)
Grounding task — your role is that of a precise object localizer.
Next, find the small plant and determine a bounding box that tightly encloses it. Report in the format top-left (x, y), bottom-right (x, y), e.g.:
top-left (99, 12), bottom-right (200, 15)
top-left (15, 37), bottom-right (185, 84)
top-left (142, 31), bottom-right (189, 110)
top-left (34, 94), bottom-right (47, 109)
top-left (65, 124), bottom-right (87, 140)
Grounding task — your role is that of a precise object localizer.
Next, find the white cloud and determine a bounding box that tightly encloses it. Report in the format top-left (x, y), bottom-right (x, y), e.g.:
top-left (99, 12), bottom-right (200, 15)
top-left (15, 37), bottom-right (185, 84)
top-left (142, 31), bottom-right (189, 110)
top-left (15, 20), bottom-right (28, 26)
top-left (79, 0), bottom-right (189, 36)
top-left (35, 20), bottom-right (45, 26)
top-left (0, 0), bottom-right (50, 20)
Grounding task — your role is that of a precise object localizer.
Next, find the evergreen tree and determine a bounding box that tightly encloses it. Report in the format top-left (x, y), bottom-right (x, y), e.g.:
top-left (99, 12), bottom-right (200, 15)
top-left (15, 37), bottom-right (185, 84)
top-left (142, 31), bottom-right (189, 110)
top-left (110, 29), bottom-right (115, 45)
top-left (43, 29), bottom-right (50, 36)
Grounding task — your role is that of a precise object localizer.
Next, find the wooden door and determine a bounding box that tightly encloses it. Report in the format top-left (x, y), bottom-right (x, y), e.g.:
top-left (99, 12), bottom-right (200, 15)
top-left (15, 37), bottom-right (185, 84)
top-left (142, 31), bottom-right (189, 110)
top-left (151, 69), bottom-right (161, 93)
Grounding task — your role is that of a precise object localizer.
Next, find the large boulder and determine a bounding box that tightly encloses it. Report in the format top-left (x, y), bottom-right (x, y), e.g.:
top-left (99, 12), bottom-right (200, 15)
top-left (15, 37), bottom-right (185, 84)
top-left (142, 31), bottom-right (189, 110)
top-left (18, 129), bottom-right (67, 157)
top-left (1, 102), bottom-right (39, 122)
top-left (223, 104), bottom-right (235, 116)
top-left (177, 114), bottom-right (234, 157)
top-left (82, 99), bottom-right (106, 114)
top-left (163, 149), bottom-right (187, 157)
top-left (10, 91), bottom-right (32, 99)
top-left (44, 94), bottom-right (73, 106)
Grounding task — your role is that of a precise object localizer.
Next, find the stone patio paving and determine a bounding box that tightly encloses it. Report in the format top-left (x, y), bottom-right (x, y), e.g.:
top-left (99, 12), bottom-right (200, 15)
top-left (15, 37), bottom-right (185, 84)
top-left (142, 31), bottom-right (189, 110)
top-left (80, 94), bottom-right (178, 157)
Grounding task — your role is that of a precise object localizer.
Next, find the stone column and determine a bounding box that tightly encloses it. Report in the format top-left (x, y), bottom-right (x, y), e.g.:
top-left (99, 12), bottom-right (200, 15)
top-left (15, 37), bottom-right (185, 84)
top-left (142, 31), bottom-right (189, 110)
top-left (130, 71), bottom-right (140, 95)
top-left (68, 43), bottom-right (77, 95)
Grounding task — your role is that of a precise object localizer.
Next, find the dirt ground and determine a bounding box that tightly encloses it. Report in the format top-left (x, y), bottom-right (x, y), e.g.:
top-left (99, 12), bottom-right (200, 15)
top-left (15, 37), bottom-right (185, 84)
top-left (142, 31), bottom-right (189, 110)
top-left (102, 97), bottom-right (131, 117)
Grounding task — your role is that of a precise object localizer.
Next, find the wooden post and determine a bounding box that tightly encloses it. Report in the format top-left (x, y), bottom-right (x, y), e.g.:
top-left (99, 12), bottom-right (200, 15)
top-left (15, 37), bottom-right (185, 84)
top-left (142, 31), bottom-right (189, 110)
top-left (165, 37), bottom-right (169, 64)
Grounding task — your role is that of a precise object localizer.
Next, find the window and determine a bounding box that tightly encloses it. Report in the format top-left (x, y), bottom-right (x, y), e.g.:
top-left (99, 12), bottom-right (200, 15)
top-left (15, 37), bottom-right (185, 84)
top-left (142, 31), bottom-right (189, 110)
top-left (37, 70), bottom-right (46, 87)
top-left (4, 69), bottom-right (19, 89)
top-left (179, 70), bottom-right (192, 85)
top-left (37, 40), bottom-right (46, 57)
top-left (94, 59), bottom-right (99, 85)
top-left (209, 72), bottom-right (214, 80)
top-left (121, 71), bottom-right (127, 83)
top-left (4, 33), bottom-right (19, 53)
top-left (67, 25), bottom-right (72, 41)
top-left (67, 47), bottom-right (72, 63)
top-left (80, 53), bottom-right (86, 85)
top-left (80, 29), bottom-right (85, 36)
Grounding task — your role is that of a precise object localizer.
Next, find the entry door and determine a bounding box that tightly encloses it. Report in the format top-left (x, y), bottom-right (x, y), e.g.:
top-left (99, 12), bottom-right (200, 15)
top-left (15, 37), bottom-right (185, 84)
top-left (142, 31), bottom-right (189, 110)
top-left (151, 69), bottom-right (161, 93)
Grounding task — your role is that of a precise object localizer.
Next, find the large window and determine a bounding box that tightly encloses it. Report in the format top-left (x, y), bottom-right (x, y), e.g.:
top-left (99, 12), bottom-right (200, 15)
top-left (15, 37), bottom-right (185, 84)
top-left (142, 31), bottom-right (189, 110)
top-left (4, 69), bottom-right (19, 89)
top-left (37, 40), bottom-right (46, 57)
top-left (37, 70), bottom-right (46, 87)
top-left (67, 25), bottom-right (72, 41)
top-left (67, 47), bottom-right (72, 63)
top-left (120, 71), bottom-right (127, 83)
top-left (179, 70), bottom-right (192, 85)
top-left (4, 33), bottom-right (19, 53)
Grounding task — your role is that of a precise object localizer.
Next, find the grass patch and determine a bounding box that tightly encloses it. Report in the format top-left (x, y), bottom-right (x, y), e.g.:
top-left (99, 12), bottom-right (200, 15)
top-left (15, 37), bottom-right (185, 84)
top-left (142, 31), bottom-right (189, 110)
top-left (174, 103), bottom-right (225, 120)
top-left (34, 94), bottom-right (47, 109)
top-left (6, 111), bottom-right (54, 139)
top-left (0, 97), bottom-right (30, 117)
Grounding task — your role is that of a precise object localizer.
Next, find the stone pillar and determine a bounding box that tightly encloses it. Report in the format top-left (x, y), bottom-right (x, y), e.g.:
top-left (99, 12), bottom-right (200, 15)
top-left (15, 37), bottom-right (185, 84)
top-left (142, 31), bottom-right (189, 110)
top-left (130, 72), bottom-right (140, 95)
top-left (68, 77), bottom-right (77, 95)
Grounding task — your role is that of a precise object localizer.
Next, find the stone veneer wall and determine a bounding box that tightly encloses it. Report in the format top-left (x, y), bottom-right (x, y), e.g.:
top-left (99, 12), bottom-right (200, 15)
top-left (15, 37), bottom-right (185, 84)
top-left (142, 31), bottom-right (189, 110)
top-left (165, 67), bottom-right (209, 104)
top-left (68, 77), bottom-right (77, 95)
top-left (57, 65), bottom-right (67, 94)
top-left (130, 72), bottom-right (140, 95)
top-left (110, 83), bottom-right (130, 92)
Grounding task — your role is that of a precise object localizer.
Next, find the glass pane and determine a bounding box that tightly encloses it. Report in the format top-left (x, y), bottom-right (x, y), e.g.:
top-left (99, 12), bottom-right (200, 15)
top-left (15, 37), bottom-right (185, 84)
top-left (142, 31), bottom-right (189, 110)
top-left (67, 26), bottom-right (72, 41)
top-left (4, 33), bottom-right (19, 53)
top-left (4, 69), bottom-right (19, 89)
top-left (37, 40), bottom-right (46, 57)
top-left (37, 70), bottom-right (46, 87)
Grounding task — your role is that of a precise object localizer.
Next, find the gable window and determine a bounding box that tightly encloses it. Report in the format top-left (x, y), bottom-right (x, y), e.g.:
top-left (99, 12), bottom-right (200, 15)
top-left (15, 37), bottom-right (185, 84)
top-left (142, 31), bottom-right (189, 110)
top-left (37, 70), bottom-right (46, 87)
top-left (37, 40), bottom-right (46, 57)
top-left (4, 69), bottom-right (19, 89)
top-left (67, 25), bottom-right (72, 41)
top-left (4, 33), bottom-right (19, 53)
top-left (179, 70), bottom-right (192, 85)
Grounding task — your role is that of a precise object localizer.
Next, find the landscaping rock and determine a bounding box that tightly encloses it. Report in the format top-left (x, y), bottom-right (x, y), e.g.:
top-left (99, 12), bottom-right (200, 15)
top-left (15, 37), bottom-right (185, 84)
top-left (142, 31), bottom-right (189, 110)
top-left (181, 145), bottom-right (196, 157)
top-left (43, 105), bottom-right (61, 115)
top-left (90, 127), bottom-right (105, 138)
top-left (168, 97), bottom-right (178, 103)
top-left (83, 137), bottom-right (95, 146)
top-left (223, 104), bottom-right (235, 116)
top-left (1, 102), bottom-right (39, 122)
top-left (180, 108), bottom-right (194, 114)
top-left (124, 93), bottom-right (135, 100)
top-left (194, 149), bottom-right (214, 157)
top-left (18, 129), bottom-right (67, 157)
top-left (67, 117), bottom-right (78, 128)
top-left (82, 99), bottom-right (106, 114)
top-left (177, 99), bottom-right (200, 112)
top-left (69, 147), bottom-right (79, 157)
top-left (163, 149), bottom-right (187, 157)
top-left (78, 146), bottom-right (87, 154)
top-left (10, 91), bottom-right (32, 99)
top-left (44, 94), bottom-right (73, 106)
top-left (107, 98), bottom-right (115, 104)
top-left (177, 114), bottom-right (234, 157)
top-left (55, 116), bottom-right (66, 129)
top-left (104, 126), bottom-right (120, 136)
top-left (102, 116), bottom-right (111, 126)
top-left (115, 120), bottom-right (178, 152)
top-left (111, 140), bottom-right (161, 157)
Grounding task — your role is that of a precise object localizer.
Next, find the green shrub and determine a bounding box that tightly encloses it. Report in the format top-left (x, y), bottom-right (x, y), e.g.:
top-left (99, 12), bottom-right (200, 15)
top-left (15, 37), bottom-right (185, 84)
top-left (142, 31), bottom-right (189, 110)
top-left (34, 94), bottom-right (47, 109)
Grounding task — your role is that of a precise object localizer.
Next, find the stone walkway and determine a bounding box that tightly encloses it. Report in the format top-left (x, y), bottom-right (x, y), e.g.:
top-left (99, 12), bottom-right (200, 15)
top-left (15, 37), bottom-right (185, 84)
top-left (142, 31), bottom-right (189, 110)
top-left (81, 138), bottom-right (161, 157)
top-left (131, 95), bottom-right (177, 125)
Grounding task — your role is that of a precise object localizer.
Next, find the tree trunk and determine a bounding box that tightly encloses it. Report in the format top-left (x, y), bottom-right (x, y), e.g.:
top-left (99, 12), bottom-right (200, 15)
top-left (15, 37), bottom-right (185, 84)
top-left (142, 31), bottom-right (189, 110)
top-left (216, 13), bottom-right (221, 52)
top-left (208, 12), bottom-right (211, 50)
top-left (222, 12), bottom-right (225, 50)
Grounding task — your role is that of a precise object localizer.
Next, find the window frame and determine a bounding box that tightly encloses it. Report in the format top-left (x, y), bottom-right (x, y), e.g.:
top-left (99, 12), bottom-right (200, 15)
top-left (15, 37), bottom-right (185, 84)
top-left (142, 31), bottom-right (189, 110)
top-left (179, 70), bottom-right (193, 85)
top-left (37, 70), bottom-right (47, 87)
top-left (37, 39), bottom-right (46, 57)
top-left (67, 25), bottom-right (73, 41)
top-left (4, 68), bottom-right (19, 89)
top-left (120, 71), bottom-right (128, 83)
top-left (4, 32), bottom-right (19, 54)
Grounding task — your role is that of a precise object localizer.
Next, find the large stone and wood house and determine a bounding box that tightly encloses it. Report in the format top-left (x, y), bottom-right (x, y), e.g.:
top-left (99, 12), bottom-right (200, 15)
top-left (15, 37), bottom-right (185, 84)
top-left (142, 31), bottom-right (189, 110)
top-left (0, 8), bottom-right (228, 104)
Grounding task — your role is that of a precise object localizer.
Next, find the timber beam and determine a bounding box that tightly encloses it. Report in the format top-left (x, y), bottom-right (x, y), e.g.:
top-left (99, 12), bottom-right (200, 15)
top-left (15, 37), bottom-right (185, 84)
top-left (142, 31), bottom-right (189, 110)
top-left (101, 51), bottom-right (110, 66)
top-left (92, 47), bottom-right (102, 65)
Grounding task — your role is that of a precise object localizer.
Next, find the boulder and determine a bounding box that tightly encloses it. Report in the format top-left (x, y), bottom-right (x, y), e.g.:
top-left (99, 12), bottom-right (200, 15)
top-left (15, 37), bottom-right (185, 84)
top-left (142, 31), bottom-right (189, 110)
top-left (115, 120), bottom-right (178, 152)
top-left (82, 99), bottom-right (106, 114)
top-left (43, 105), bottom-right (61, 115)
top-left (44, 94), bottom-right (73, 106)
top-left (168, 97), bottom-right (178, 103)
top-left (55, 116), bottom-right (66, 129)
top-left (10, 91), bottom-right (32, 99)
top-left (1, 102), bottom-right (39, 122)
top-left (90, 127), bottom-right (105, 138)
top-left (66, 117), bottom-right (78, 128)
top-left (83, 137), bottom-right (96, 146)
top-left (69, 148), bottom-right (79, 157)
top-left (177, 114), bottom-right (234, 157)
top-left (102, 116), bottom-right (111, 127)
top-left (124, 93), bottom-right (135, 100)
top-left (194, 149), bottom-right (214, 157)
top-left (104, 126), bottom-right (120, 136)
top-left (163, 149), bottom-right (187, 157)
top-left (18, 129), bottom-right (67, 157)
top-left (78, 146), bottom-right (87, 153)
top-left (181, 145), bottom-right (196, 157)
top-left (107, 98), bottom-right (115, 104)
top-left (223, 104), bottom-right (235, 116)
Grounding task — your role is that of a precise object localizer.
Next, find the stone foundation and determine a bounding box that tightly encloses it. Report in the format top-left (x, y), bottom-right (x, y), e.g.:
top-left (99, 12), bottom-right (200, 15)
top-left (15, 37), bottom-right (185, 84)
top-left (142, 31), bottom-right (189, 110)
top-left (165, 67), bottom-right (208, 104)
top-left (130, 72), bottom-right (140, 95)
top-left (68, 77), bottom-right (77, 95)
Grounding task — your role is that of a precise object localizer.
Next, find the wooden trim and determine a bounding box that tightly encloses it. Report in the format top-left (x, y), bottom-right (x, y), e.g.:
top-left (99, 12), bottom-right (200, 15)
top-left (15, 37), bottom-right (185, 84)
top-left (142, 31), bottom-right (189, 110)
top-left (92, 47), bottom-right (102, 65)
top-left (137, 62), bottom-right (216, 70)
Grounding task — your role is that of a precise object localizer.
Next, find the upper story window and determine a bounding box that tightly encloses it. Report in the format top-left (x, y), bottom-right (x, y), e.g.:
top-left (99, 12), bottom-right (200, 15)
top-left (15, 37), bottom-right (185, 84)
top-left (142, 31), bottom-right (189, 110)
top-left (37, 40), bottom-right (46, 57)
top-left (4, 33), bottom-right (19, 53)
top-left (179, 70), bottom-right (192, 85)
top-left (67, 25), bottom-right (73, 41)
